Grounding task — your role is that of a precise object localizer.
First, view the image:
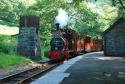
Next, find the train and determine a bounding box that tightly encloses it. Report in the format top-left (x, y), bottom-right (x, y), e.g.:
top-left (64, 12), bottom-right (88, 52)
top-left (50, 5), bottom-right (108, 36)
top-left (44, 23), bottom-right (102, 60)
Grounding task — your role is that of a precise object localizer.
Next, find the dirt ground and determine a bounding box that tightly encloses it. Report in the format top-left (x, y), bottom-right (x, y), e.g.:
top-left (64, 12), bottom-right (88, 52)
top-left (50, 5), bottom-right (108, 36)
top-left (0, 61), bottom-right (40, 79)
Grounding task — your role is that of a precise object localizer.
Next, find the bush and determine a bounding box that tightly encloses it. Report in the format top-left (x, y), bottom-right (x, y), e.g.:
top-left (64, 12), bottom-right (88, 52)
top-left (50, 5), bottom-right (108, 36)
top-left (40, 35), bottom-right (51, 47)
top-left (0, 35), bottom-right (17, 54)
top-left (0, 44), bottom-right (11, 54)
top-left (41, 47), bottom-right (50, 61)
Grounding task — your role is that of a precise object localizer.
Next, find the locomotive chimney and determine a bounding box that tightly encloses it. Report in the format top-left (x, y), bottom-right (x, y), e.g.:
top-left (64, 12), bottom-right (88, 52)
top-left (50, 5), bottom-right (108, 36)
top-left (55, 23), bottom-right (60, 30)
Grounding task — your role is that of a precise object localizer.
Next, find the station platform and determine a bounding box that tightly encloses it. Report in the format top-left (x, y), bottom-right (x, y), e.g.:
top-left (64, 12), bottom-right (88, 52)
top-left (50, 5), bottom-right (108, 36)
top-left (31, 51), bottom-right (125, 84)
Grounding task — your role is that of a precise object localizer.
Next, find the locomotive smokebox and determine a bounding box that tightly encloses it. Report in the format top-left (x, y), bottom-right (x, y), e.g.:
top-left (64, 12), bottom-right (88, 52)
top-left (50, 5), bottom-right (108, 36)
top-left (55, 23), bottom-right (60, 30)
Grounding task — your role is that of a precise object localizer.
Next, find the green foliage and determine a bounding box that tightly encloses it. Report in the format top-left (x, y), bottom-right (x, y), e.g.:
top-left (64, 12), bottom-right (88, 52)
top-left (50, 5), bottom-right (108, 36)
top-left (0, 0), bottom-right (124, 63)
top-left (0, 20), bottom-right (16, 26)
top-left (41, 47), bottom-right (50, 61)
top-left (0, 0), bottom-right (123, 46)
top-left (0, 0), bottom-right (32, 24)
top-left (0, 54), bottom-right (31, 68)
top-left (27, 0), bottom-right (69, 46)
top-left (65, 1), bottom-right (104, 37)
top-left (40, 35), bottom-right (51, 47)
top-left (0, 35), bottom-right (17, 54)
top-left (0, 0), bottom-right (13, 21)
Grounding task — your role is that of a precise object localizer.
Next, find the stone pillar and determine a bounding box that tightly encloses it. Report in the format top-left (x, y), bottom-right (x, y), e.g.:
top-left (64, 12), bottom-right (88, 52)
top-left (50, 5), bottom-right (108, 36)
top-left (17, 16), bottom-right (41, 61)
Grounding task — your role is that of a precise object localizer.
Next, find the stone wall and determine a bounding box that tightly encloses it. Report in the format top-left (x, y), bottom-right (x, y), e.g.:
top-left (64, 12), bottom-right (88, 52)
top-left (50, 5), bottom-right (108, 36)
top-left (17, 16), bottom-right (41, 61)
top-left (104, 19), bottom-right (125, 56)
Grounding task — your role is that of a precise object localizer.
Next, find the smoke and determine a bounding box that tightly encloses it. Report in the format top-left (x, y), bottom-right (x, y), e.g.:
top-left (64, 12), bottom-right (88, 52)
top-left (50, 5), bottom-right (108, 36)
top-left (55, 8), bottom-right (69, 28)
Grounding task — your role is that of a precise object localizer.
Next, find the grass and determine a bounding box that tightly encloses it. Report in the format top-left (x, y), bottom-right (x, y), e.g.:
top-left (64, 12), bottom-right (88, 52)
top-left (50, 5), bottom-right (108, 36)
top-left (0, 47), bottom-right (50, 69)
top-left (0, 20), bottom-right (28, 69)
top-left (0, 19), bottom-right (50, 68)
top-left (0, 54), bottom-right (31, 69)
top-left (41, 47), bottom-right (50, 61)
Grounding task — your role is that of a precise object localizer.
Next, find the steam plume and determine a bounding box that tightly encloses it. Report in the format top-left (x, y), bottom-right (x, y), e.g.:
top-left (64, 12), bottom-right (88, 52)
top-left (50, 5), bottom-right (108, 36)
top-left (55, 8), bottom-right (69, 28)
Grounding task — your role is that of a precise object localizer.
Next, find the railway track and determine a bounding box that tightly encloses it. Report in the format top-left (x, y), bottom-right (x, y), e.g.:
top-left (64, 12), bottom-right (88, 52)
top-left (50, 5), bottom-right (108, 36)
top-left (0, 61), bottom-right (60, 84)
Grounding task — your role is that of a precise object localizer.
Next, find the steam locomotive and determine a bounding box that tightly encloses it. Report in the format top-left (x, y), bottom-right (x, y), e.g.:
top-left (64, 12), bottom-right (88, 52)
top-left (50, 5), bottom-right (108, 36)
top-left (44, 23), bottom-right (102, 60)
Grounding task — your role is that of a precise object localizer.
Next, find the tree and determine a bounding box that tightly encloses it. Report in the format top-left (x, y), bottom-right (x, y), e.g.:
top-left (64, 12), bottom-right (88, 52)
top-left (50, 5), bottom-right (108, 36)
top-left (0, 0), bottom-right (123, 45)
top-left (0, 0), bottom-right (13, 21)
top-left (0, 0), bottom-right (35, 24)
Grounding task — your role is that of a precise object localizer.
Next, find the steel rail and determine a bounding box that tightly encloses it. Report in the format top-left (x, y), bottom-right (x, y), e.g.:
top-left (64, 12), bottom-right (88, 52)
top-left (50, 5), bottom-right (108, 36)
top-left (0, 61), bottom-right (59, 84)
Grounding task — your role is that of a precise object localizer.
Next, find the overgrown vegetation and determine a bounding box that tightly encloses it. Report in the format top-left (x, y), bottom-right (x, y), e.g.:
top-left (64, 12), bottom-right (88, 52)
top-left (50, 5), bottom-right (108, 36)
top-left (1, 0), bottom-right (125, 46)
top-left (0, 35), bottom-right (17, 54)
top-left (41, 47), bottom-right (50, 61)
top-left (0, 35), bottom-right (31, 69)
top-left (0, 54), bottom-right (31, 68)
